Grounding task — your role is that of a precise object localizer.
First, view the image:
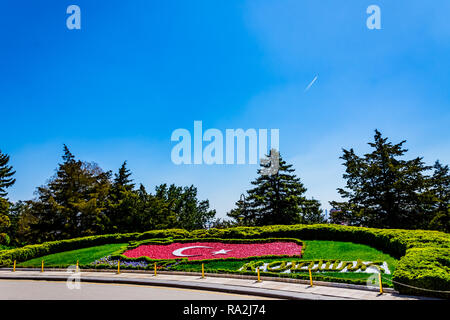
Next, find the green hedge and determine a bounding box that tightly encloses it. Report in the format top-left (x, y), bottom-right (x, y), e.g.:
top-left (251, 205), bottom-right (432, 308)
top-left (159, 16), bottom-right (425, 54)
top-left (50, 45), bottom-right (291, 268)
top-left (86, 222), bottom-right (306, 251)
top-left (0, 224), bottom-right (448, 298)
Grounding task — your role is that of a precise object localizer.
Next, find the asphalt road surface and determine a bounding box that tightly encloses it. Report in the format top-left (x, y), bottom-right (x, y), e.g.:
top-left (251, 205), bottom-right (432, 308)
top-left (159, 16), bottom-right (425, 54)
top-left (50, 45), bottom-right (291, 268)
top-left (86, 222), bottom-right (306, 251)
top-left (0, 279), bottom-right (272, 300)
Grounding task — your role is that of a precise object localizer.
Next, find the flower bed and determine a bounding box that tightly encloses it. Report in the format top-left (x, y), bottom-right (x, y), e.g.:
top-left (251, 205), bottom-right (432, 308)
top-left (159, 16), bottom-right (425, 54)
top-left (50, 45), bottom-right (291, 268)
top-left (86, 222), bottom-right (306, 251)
top-left (122, 240), bottom-right (302, 261)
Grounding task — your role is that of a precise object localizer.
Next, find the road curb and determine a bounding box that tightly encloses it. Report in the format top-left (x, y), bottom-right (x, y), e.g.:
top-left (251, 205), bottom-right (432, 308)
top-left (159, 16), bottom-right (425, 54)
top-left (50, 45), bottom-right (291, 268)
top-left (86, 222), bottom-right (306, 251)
top-left (0, 267), bottom-right (398, 293)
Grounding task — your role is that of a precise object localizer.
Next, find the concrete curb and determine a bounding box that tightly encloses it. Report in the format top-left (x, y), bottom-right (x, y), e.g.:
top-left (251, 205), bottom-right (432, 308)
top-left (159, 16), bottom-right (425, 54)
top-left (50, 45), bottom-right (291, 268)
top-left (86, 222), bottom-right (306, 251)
top-left (0, 267), bottom-right (398, 294)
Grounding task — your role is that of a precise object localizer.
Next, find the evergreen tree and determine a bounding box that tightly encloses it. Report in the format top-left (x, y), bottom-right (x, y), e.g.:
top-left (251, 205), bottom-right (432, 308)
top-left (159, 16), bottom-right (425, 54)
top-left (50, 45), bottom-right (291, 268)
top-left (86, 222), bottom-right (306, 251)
top-left (0, 150), bottom-right (15, 245)
top-left (176, 185), bottom-right (216, 230)
top-left (26, 145), bottom-right (111, 242)
top-left (0, 150), bottom-right (16, 197)
top-left (228, 150), bottom-right (324, 226)
top-left (113, 161), bottom-right (135, 192)
top-left (208, 217), bottom-right (237, 229)
top-left (155, 184), bottom-right (216, 230)
top-left (136, 184), bottom-right (176, 231)
top-left (428, 161), bottom-right (450, 232)
top-left (106, 161), bottom-right (137, 232)
top-left (330, 130), bottom-right (431, 229)
top-left (0, 198), bottom-right (11, 245)
top-left (5, 200), bottom-right (31, 246)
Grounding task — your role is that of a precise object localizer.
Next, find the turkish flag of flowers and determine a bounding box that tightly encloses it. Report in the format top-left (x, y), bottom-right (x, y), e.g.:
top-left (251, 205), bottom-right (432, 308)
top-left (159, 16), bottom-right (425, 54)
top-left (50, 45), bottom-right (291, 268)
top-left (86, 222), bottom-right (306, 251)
top-left (122, 241), bottom-right (302, 261)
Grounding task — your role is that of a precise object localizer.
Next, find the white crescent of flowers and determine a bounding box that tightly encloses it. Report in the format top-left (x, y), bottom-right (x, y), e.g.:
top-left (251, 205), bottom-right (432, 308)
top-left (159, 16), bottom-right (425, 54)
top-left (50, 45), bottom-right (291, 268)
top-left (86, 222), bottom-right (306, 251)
top-left (172, 246), bottom-right (213, 257)
top-left (171, 246), bottom-right (233, 257)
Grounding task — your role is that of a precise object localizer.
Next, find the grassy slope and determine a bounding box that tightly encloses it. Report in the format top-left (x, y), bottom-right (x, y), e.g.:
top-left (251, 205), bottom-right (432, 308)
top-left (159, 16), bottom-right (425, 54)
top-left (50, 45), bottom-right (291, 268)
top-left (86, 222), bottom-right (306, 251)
top-left (169, 240), bottom-right (398, 285)
top-left (303, 240), bottom-right (397, 268)
top-left (18, 243), bottom-right (126, 268)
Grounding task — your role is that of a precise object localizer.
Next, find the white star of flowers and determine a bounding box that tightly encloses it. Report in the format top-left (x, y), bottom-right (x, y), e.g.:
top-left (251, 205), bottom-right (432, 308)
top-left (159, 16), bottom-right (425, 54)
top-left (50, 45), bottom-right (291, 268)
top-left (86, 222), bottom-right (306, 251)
top-left (212, 249), bottom-right (232, 255)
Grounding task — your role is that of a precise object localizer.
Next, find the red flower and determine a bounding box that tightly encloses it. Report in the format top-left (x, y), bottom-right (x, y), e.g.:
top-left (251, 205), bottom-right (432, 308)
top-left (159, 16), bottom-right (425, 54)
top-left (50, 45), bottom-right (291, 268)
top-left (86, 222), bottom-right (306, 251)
top-left (123, 242), bottom-right (302, 261)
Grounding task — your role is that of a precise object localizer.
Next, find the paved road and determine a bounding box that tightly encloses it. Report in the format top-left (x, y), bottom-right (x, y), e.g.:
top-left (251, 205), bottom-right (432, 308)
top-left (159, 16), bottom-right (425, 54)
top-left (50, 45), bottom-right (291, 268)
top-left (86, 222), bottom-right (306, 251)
top-left (0, 279), bottom-right (272, 300)
top-left (0, 270), bottom-right (429, 300)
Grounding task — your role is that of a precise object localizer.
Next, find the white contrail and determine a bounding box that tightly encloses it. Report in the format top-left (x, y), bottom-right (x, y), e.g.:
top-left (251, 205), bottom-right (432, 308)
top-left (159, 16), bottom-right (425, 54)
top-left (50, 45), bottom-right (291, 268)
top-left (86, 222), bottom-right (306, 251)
top-left (304, 75), bottom-right (318, 92)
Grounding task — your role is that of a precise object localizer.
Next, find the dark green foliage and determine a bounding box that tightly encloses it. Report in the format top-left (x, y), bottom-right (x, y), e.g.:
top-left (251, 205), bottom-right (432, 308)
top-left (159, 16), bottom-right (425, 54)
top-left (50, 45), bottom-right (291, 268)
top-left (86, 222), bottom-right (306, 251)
top-left (228, 150), bottom-right (325, 226)
top-left (330, 130), bottom-right (449, 231)
top-left (106, 182), bottom-right (215, 233)
top-left (24, 145), bottom-right (111, 242)
top-left (105, 161), bottom-right (139, 233)
top-left (113, 161), bottom-right (135, 192)
top-left (0, 150), bottom-right (15, 245)
top-left (154, 184), bottom-right (216, 230)
top-left (6, 201), bottom-right (36, 246)
top-left (0, 198), bottom-right (11, 245)
top-left (428, 161), bottom-right (450, 232)
top-left (0, 150), bottom-right (15, 198)
top-left (208, 218), bottom-right (238, 229)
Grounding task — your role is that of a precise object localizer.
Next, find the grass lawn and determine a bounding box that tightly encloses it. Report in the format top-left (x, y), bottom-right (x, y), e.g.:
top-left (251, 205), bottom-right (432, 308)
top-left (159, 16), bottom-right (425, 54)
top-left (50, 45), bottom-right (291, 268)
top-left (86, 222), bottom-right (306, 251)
top-left (302, 240), bottom-right (397, 267)
top-left (169, 240), bottom-right (398, 286)
top-left (18, 243), bottom-right (127, 268)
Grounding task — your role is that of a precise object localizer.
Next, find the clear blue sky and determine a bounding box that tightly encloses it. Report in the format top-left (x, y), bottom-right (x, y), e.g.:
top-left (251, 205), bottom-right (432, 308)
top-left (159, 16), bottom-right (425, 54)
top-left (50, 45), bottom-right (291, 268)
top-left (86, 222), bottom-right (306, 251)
top-left (1, 1), bottom-right (449, 218)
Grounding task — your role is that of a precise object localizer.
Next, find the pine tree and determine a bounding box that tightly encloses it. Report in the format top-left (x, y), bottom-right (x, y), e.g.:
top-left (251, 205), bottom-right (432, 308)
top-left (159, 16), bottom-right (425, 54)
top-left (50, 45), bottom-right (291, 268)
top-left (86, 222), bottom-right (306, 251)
top-left (0, 150), bottom-right (15, 244)
top-left (105, 161), bottom-right (137, 232)
top-left (113, 161), bottom-right (135, 192)
top-left (26, 145), bottom-right (111, 242)
top-left (0, 198), bottom-right (11, 245)
top-left (135, 184), bottom-right (176, 231)
top-left (228, 150), bottom-right (324, 226)
top-left (0, 150), bottom-right (16, 197)
top-left (428, 161), bottom-right (450, 232)
top-left (330, 130), bottom-right (431, 229)
top-left (154, 184), bottom-right (215, 230)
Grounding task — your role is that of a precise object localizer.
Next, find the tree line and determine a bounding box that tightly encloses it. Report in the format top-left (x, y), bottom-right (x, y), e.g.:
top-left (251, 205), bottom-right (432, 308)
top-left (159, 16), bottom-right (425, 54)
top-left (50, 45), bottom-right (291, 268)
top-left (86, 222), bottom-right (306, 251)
top-left (0, 130), bottom-right (449, 246)
top-left (224, 130), bottom-right (448, 232)
top-left (1, 146), bottom-right (215, 246)
top-left (329, 130), bottom-right (449, 232)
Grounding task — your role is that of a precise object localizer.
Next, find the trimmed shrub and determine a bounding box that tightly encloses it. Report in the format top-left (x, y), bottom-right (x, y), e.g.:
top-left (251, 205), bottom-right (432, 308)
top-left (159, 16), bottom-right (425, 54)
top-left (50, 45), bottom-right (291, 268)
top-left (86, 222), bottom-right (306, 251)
top-left (0, 233), bottom-right (9, 246)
